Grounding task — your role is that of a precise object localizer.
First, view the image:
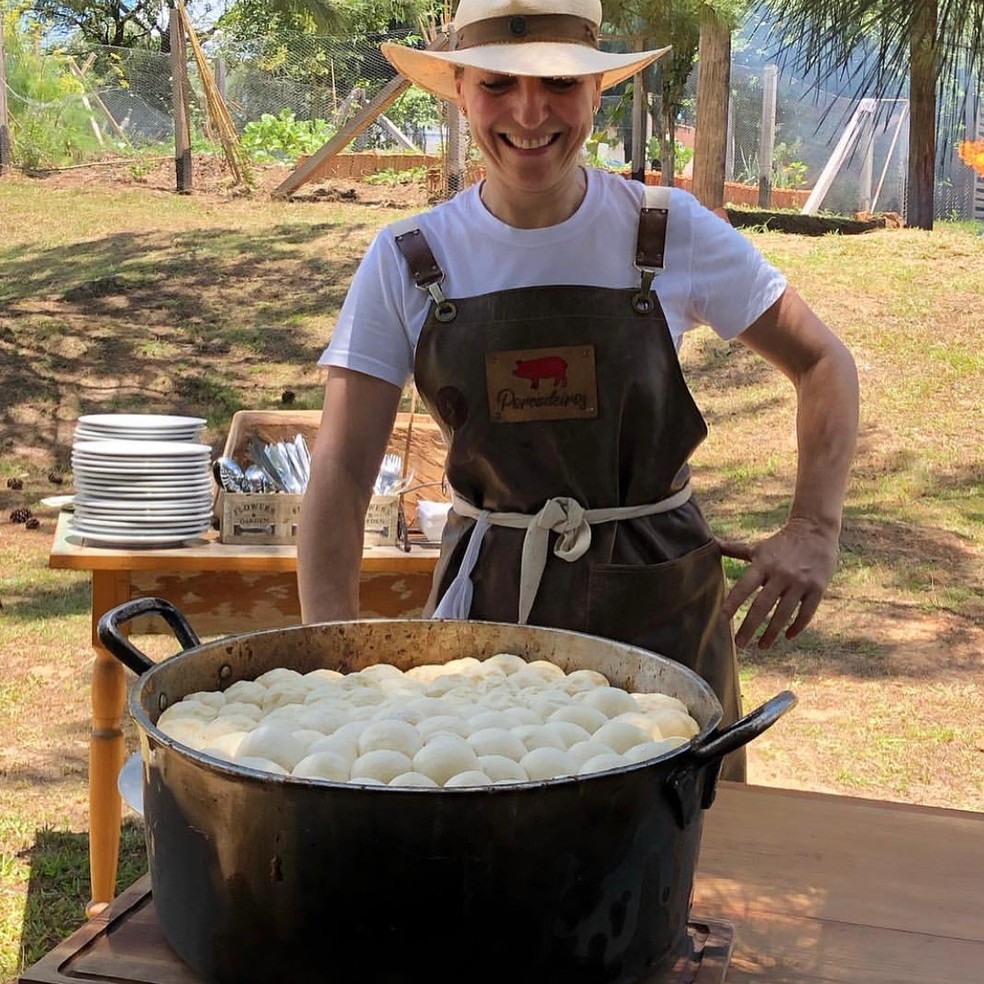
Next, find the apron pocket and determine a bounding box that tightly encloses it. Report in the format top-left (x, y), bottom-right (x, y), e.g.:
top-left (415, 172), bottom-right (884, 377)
top-left (586, 538), bottom-right (724, 670)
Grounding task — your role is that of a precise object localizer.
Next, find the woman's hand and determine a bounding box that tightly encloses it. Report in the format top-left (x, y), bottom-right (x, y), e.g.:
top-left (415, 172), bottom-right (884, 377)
top-left (717, 518), bottom-right (840, 649)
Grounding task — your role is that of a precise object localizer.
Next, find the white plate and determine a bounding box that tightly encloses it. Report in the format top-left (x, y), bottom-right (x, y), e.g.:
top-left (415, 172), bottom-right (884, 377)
top-left (78, 413), bottom-right (207, 429)
top-left (75, 498), bottom-right (213, 514)
top-left (72, 530), bottom-right (205, 547)
top-left (73, 517), bottom-right (211, 534)
top-left (73, 484), bottom-right (214, 498)
top-left (75, 426), bottom-right (203, 441)
top-left (118, 753), bottom-right (144, 816)
top-left (74, 510), bottom-right (214, 526)
top-left (73, 439), bottom-right (212, 457)
top-left (40, 494), bottom-right (76, 509)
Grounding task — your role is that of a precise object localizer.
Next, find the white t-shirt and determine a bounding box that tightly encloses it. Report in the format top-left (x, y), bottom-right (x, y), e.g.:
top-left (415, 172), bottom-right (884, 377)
top-left (321, 167), bottom-right (787, 388)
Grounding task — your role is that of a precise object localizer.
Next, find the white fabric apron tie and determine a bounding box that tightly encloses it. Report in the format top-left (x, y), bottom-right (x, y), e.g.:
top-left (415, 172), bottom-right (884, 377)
top-left (431, 485), bottom-right (693, 624)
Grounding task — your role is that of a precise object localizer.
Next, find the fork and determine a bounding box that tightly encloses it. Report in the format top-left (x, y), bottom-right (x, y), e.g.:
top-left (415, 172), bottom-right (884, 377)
top-left (374, 453), bottom-right (404, 495)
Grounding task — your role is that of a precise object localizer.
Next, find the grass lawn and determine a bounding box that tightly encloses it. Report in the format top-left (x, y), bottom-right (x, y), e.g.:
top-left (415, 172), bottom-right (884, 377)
top-left (1, 161), bottom-right (982, 981)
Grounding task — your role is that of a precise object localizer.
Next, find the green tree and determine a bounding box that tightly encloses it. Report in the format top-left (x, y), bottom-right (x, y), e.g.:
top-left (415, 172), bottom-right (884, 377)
top-left (755, 0), bottom-right (984, 230)
top-left (28, 0), bottom-right (166, 48)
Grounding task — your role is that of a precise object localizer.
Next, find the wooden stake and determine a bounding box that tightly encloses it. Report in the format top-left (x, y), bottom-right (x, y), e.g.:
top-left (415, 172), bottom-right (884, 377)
top-left (757, 64), bottom-right (778, 208)
top-left (169, 6), bottom-right (193, 193)
top-left (0, 13), bottom-right (12, 175)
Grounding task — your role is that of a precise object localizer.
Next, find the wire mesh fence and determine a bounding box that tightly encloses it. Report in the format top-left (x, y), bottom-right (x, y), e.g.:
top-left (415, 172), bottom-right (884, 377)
top-left (2, 25), bottom-right (981, 220)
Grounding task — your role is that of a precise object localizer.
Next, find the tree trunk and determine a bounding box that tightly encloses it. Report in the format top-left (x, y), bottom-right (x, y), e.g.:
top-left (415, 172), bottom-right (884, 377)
top-left (907, 1), bottom-right (938, 230)
top-left (0, 13), bottom-right (12, 174)
top-left (691, 5), bottom-right (731, 208)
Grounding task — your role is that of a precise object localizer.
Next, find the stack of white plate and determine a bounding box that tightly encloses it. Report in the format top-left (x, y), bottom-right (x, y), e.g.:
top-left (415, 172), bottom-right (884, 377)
top-left (70, 436), bottom-right (213, 548)
top-left (74, 413), bottom-right (206, 443)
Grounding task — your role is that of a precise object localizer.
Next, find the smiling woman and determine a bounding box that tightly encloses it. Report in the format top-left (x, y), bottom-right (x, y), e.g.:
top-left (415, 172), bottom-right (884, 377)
top-left (296, 0), bottom-right (860, 786)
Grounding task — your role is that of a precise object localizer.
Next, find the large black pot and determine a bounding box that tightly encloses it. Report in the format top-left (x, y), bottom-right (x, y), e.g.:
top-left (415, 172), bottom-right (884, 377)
top-left (100, 599), bottom-right (795, 984)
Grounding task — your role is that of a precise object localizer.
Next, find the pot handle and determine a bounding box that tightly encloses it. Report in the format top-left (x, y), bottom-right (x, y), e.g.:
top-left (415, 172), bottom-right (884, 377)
top-left (690, 689), bottom-right (798, 766)
top-left (97, 597), bottom-right (202, 675)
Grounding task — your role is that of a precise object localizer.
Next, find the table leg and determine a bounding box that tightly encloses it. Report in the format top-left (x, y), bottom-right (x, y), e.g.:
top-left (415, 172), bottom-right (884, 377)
top-left (86, 570), bottom-right (131, 917)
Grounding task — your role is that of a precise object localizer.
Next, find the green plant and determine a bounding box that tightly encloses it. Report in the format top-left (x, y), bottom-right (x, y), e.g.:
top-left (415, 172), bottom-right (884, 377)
top-left (647, 136), bottom-right (694, 175)
top-left (240, 109), bottom-right (335, 164)
top-left (364, 165), bottom-right (427, 186)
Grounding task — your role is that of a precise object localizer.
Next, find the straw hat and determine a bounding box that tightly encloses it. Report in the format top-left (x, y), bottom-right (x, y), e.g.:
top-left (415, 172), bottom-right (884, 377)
top-left (381, 0), bottom-right (670, 102)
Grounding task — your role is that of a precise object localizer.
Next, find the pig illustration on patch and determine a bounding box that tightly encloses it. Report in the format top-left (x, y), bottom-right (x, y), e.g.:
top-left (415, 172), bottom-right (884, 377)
top-left (512, 355), bottom-right (568, 390)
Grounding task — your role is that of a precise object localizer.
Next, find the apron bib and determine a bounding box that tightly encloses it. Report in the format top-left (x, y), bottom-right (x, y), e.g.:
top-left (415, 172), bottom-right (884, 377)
top-left (397, 200), bottom-right (745, 779)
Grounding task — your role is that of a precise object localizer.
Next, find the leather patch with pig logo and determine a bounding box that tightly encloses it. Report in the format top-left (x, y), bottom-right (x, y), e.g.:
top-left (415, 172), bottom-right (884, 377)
top-left (485, 346), bottom-right (598, 422)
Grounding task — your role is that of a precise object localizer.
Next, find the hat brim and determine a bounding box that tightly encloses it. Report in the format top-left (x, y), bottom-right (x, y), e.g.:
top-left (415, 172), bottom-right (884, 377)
top-left (381, 41), bottom-right (671, 102)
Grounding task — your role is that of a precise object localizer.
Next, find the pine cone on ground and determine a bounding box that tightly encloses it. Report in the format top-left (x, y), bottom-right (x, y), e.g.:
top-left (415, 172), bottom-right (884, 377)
top-left (6, 478), bottom-right (23, 490)
top-left (47, 472), bottom-right (64, 485)
top-left (25, 517), bottom-right (40, 530)
top-left (9, 508), bottom-right (32, 524)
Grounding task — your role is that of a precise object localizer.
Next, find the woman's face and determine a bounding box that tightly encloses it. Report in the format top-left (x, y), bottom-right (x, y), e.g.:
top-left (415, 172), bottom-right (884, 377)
top-left (455, 68), bottom-right (601, 199)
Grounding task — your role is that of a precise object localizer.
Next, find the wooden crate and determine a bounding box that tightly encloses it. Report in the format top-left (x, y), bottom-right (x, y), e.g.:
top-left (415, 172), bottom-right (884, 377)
top-left (215, 409), bottom-right (448, 545)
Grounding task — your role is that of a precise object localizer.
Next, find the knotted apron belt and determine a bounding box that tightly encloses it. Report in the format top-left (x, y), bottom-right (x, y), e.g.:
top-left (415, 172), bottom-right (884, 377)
top-left (432, 485), bottom-right (693, 624)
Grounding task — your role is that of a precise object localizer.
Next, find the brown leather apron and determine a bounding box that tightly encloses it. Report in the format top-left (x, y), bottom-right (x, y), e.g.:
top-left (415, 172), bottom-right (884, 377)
top-left (397, 199), bottom-right (745, 780)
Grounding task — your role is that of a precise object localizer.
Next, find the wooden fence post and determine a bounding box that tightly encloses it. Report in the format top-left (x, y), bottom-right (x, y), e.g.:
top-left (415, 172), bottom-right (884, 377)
top-left (169, 5), bottom-right (192, 193)
top-left (0, 13), bottom-right (13, 175)
top-left (757, 64), bottom-right (778, 207)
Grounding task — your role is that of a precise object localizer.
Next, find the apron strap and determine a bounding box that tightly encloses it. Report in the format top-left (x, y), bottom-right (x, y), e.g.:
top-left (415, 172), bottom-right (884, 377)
top-left (633, 185), bottom-right (670, 314)
top-left (392, 220), bottom-right (457, 322)
top-left (442, 486), bottom-right (693, 625)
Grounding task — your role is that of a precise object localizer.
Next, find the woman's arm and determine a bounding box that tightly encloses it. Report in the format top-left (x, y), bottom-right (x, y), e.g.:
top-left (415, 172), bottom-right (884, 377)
top-left (297, 367), bottom-right (402, 623)
top-left (719, 285), bottom-right (859, 648)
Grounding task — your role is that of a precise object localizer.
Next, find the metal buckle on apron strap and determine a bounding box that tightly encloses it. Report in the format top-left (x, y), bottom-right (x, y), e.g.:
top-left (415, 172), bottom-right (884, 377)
top-left (393, 226), bottom-right (458, 322)
top-left (434, 485), bottom-right (693, 624)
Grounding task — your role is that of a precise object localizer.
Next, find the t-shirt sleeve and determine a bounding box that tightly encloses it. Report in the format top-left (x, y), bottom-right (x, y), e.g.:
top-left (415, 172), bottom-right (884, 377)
top-left (318, 230), bottom-right (415, 388)
top-left (677, 194), bottom-right (787, 340)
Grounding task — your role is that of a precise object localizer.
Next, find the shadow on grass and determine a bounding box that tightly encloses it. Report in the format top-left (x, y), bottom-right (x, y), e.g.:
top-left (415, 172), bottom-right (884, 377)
top-left (17, 822), bottom-right (147, 973)
top-left (0, 580), bottom-right (92, 623)
top-left (0, 222), bottom-right (352, 469)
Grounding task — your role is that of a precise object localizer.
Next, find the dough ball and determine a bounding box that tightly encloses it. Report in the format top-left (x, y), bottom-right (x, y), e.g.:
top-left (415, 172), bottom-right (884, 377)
top-left (158, 701), bottom-right (214, 730)
top-left (467, 710), bottom-right (514, 731)
top-left (357, 720), bottom-right (423, 758)
top-left (548, 704), bottom-right (608, 734)
top-left (237, 725), bottom-right (308, 771)
top-left (529, 691), bottom-right (573, 719)
top-left (219, 701), bottom-right (264, 721)
top-left (332, 719), bottom-right (371, 745)
top-left (418, 715), bottom-right (471, 740)
top-left (478, 755), bottom-right (529, 784)
top-left (623, 736), bottom-right (689, 763)
top-left (525, 659), bottom-right (566, 682)
top-left (512, 724), bottom-right (566, 753)
top-left (593, 720), bottom-right (651, 754)
top-left (444, 770), bottom-right (492, 787)
top-left (200, 731), bottom-right (248, 762)
top-left (203, 715), bottom-right (258, 740)
top-left (646, 707), bottom-right (701, 739)
top-left (292, 751), bottom-right (351, 782)
top-left (221, 680), bottom-right (267, 706)
top-left (567, 739), bottom-right (620, 769)
top-left (484, 653), bottom-right (529, 675)
top-left (466, 727), bottom-right (528, 761)
top-left (412, 735), bottom-right (480, 786)
top-left (261, 682), bottom-right (309, 712)
top-left (389, 771), bottom-right (440, 788)
top-left (345, 687), bottom-right (386, 708)
top-left (520, 747), bottom-right (577, 781)
top-left (631, 691), bottom-right (690, 715)
top-left (539, 720), bottom-right (592, 749)
top-left (371, 703), bottom-right (429, 726)
top-left (478, 690), bottom-right (519, 711)
top-left (578, 752), bottom-right (628, 776)
top-left (157, 718), bottom-right (208, 748)
top-left (306, 733), bottom-right (358, 767)
top-left (576, 686), bottom-right (639, 718)
top-left (423, 673), bottom-right (472, 697)
top-left (562, 668), bottom-right (610, 693)
top-left (264, 704), bottom-right (309, 726)
top-left (254, 667), bottom-right (303, 688)
top-left (293, 729), bottom-right (327, 752)
top-left (508, 668), bottom-right (550, 690)
top-left (358, 662), bottom-right (406, 683)
top-left (350, 749), bottom-right (413, 784)
top-left (440, 657), bottom-right (484, 677)
top-left (304, 668), bottom-right (344, 683)
top-left (612, 712), bottom-right (665, 742)
top-left (474, 658), bottom-right (509, 679)
top-left (501, 706), bottom-right (542, 728)
top-left (235, 755), bottom-right (288, 776)
top-left (297, 706), bottom-right (350, 735)
top-left (183, 690), bottom-right (226, 709)
top-left (405, 663), bottom-right (447, 684)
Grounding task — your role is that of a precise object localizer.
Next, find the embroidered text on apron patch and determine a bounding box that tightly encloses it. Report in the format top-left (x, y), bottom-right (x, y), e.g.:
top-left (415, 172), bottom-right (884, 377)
top-left (485, 346), bottom-right (599, 422)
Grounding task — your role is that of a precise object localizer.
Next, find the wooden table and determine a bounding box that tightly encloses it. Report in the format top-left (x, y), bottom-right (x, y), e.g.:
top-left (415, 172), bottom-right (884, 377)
top-left (19, 783), bottom-right (984, 983)
top-left (48, 511), bottom-right (439, 915)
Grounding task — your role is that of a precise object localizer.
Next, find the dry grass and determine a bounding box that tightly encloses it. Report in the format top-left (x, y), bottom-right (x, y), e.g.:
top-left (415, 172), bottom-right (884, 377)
top-left (1, 163), bottom-right (982, 980)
